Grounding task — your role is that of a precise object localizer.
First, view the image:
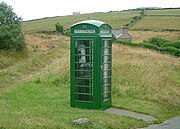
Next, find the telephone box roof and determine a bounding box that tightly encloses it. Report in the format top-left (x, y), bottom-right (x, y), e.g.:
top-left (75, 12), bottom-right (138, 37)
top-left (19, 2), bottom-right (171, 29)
top-left (71, 20), bottom-right (111, 28)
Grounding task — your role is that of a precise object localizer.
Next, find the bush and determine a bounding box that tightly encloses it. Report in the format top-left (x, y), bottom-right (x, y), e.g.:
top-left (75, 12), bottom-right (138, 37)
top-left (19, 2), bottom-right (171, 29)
top-left (161, 41), bottom-right (180, 49)
top-left (0, 2), bottom-right (26, 51)
top-left (143, 36), bottom-right (168, 47)
top-left (55, 23), bottom-right (63, 34)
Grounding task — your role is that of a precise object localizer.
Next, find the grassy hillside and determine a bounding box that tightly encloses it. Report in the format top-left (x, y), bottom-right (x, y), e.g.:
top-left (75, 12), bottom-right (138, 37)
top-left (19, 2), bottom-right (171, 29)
top-left (131, 16), bottom-right (180, 31)
top-left (145, 9), bottom-right (180, 16)
top-left (22, 11), bottom-right (140, 33)
top-left (22, 9), bottom-right (180, 38)
top-left (0, 34), bottom-right (180, 128)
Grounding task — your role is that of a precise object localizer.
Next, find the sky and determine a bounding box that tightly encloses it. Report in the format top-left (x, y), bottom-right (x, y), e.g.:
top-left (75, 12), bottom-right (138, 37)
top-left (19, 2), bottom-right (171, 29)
top-left (1, 0), bottom-right (180, 21)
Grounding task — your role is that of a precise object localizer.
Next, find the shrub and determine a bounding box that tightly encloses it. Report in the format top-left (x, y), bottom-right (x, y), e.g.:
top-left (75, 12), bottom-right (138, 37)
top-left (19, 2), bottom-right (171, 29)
top-left (161, 41), bottom-right (180, 49)
top-left (0, 2), bottom-right (26, 51)
top-left (55, 23), bottom-right (63, 34)
top-left (143, 36), bottom-right (168, 47)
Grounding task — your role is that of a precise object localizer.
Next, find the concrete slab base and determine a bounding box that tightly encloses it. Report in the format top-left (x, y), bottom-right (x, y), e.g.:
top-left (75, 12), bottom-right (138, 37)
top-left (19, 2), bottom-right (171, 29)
top-left (142, 116), bottom-right (180, 129)
top-left (104, 108), bottom-right (156, 122)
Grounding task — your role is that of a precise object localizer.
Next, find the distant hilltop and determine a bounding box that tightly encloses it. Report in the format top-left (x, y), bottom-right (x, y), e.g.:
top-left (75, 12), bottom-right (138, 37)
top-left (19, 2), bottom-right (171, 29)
top-left (132, 7), bottom-right (180, 11)
top-left (23, 7), bottom-right (180, 22)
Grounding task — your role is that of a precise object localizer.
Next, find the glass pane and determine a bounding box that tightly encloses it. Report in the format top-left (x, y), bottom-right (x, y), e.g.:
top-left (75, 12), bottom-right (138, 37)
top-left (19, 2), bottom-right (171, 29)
top-left (75, 55), bottom-right (93, 63)
top-left (104, 40), bottom-right (110, 47)
top-left (102, 63), bottom-right (110, 70)
top-left (103, 70), bottom-right (110, 78)
top-left (75, 94), bottom-right (92, 101)
top-left (75, 63), bottom-right (93, 71)
top-left (75, 40), bottom-right (93, 47)
top-left (75, 86), bottom-right (92, 94)
top-left (102, 40), bottom-right (111, 101)
top-left (103, 78), bottom-right (110, 85)
top-left (103, 93), bottom-right (110, 100)
top-left (74, 40), bottom-right (94, 102)
top-left (103, 48), bottom-right (110, 55)
top-left (75, 70), bottom-right (92, 78)
top-left (103, 55), bottom-right (110, 63)
top-left (75, 78), bottom-right (90, 86)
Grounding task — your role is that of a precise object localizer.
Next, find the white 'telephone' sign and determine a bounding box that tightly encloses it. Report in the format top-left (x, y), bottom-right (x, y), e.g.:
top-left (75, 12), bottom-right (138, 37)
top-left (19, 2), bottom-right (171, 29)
top-left (74, 30), bottom-right (95, 34)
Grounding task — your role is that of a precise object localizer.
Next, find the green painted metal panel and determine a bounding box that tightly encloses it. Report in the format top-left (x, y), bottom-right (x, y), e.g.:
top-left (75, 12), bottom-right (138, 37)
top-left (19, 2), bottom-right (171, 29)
top-left (72, 20), bottom-right (107, 28)
top-left (70, 20), bottom-right (112, 109)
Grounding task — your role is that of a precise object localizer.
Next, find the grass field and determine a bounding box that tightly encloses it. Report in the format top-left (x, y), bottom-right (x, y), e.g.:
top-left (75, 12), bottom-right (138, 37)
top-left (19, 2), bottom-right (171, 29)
top-left (22, 11), bottom-right (140, 33)
top-left (129, 30), bottom-right (180, 42)
top-left (0, 34), bottom-right (180, 128)
top-left (145, 9), bottom-right (180, 16)
top-left (131, 16), bottom-right (180, 31)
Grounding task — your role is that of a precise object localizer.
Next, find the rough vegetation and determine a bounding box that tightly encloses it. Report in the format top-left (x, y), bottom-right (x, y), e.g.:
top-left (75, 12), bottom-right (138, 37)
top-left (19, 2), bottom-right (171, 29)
top-left (112, 43), bottom-right (180, 123)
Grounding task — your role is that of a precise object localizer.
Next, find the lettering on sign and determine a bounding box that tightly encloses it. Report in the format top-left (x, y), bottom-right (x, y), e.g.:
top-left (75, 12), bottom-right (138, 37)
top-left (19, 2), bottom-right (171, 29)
top-left (74, 30), bottom-right (95, 34)
top-left (100, 30), bottom-right (110, 34)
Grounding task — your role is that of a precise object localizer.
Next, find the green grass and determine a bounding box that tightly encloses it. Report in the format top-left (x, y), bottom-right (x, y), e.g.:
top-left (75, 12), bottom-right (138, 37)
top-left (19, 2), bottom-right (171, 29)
top-left (0, 81), bottom-right (146, 129)
top-left (22, 11), bottom-right (140, 33)
top-left (145, 9), bottom-right (180, 16)
top-left (131, 16), bottom-right (180, 31)
top-left (0, 34), bottom-right (180, 128)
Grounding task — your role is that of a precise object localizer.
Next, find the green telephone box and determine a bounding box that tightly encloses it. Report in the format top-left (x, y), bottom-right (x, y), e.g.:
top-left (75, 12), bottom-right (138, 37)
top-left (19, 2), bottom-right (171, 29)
top-left (70, 20), bottom-right (112, 109)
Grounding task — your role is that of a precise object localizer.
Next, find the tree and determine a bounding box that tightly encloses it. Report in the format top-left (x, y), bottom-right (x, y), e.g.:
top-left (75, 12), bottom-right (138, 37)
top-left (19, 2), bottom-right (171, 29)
top-left (0, 2), bottom-right (26, 50)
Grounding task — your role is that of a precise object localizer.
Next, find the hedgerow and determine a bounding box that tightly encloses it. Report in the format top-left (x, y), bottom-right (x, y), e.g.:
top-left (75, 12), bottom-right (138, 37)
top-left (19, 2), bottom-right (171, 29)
top-left (115, 39), bottom-right (180, 57)
top-left (161, 41), bottom-right (180, 49)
